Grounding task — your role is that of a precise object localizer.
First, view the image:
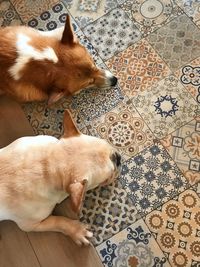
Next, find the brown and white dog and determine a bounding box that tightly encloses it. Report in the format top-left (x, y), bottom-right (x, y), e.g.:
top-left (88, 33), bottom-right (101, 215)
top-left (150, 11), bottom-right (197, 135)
top-left (0, 110), bottom-right (121, 245)
top-left (0, 15), bottom-right (117, 105)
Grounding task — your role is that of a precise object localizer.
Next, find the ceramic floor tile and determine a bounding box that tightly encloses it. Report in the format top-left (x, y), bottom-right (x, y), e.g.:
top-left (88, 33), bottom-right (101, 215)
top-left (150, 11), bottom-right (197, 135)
top-left (145, 189), bottom-right (200, 267)
top-left (133, 75), bottom-right (198, 139)
top-left (80, 180), bottom-right (138, 246)
top-left (27, 2), bottom-right (79, 32)
top-left (175, 57), bottom-right (200, 105)
top-left (70, 83), bottom-right (124, 125)
top-left (22, 98), bottom-right (86, 137)
top-left (120, 142), bottom-right (189, 217)
top-left (160, 117), bottom-right (200, 185)
top-left (86, 100), bottom-right (154, 160)
top-left (83, 8), bottom-right (141, 61)
top-left (176, 0), bottom-right (200, 28)
top-left (106, 39), bottom-right (171, 98)
top-left (0, 0), bottom-right (22, 26)
top-left (147, 14), bottom-right (200, 71)
top-left (63, 0), bottom-right (118, 28)
top-left (10, 0), bottom-right (59, 23)
top-left (121, 0), bottom-right (183, 37)
top-left (96, 218), bottom-right (170, 267)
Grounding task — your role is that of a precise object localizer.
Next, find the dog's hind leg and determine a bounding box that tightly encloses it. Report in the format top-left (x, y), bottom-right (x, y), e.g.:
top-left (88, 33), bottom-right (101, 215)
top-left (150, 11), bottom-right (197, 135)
top-left (26, 215), bottom-right (93, 246)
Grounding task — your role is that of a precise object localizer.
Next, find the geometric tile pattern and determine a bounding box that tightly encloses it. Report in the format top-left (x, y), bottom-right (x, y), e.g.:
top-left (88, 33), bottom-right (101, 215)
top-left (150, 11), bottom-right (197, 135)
top-left (22, 98), bottom-right (87, 138)
top-left (120, 143), bottom-right (189, 217)
top-left (106, 39), bottom-right (171, 98)
top-left (147, 14), bottom-right (200, 71)
top-left (63, 0), bottom-right (118, 28)
top-left (27, 2), bottom-right (79, 32)
top-left (161, 117), bottom-right (200, 185)
top-left (97, 218), bottom-right (171, 267)
top-left (87, 100), bottom-right (154, 160)
top-left (10, 0), bottom-right (59, 23)
top-left (133, 75), bottom-right (198, 139)
top-left (80, 180), bottom-right (138, 246)
top-left (83, 8), bottom-right (141, 60)
top-left (176, 0), bottom-right (200, 28)
top-left (121, 0), bottom-right (183, 36)
top-left (0, 0), bottom-right (22, 26)
top-left (146, 189), bottom-right (200, 267)
top-left (175, 57), bottom-right (200, 104)
top-left (70, 81), bottom-right (124, 124)
top-left (1, 1), bottom-right (200, 266)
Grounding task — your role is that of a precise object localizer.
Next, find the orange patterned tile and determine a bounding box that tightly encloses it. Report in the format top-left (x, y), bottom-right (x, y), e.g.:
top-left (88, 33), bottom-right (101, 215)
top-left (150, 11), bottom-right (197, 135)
top-left (106, 39), bottom-right (170, 98)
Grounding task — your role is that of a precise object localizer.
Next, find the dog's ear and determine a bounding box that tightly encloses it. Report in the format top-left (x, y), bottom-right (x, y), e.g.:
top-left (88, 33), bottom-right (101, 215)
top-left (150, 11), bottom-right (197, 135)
top-left (67, 179), bottom-right (88, 215)
top-left (61, 14), bottom-right (76, 45)
top-left (62, 109), bottom-right (80, 138)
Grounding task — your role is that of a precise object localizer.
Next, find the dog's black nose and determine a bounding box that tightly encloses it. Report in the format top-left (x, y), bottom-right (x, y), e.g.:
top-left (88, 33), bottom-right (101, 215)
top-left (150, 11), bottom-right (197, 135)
top-left (110, 76), bottom-right (118, 86)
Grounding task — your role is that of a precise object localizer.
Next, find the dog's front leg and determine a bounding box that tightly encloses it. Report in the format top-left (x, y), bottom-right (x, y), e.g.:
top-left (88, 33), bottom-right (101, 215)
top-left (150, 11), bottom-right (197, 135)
top-left (31, 215), bottom-right (93, 246)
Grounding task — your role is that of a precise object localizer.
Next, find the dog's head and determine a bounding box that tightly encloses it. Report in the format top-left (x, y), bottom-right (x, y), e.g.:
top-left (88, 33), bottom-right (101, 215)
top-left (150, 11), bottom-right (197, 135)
top-left (60, 110), bottom-right (121, 215)
top-left (48, 15), bottom-right (118, 105)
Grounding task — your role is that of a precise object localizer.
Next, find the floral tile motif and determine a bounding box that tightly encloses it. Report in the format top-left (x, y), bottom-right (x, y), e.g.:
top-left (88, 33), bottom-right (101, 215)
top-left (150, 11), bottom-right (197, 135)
top-left (0, 0), bottom-right (22, 26)
top-left (22, 97), bottom-right (86, 137)
top-left (96, 218), bottom-right (170, 267)
top-left (81, 180), bottom-right (138, 246)
top-left (27, 2), bottom-right (79, 32)
top-left (176, 0), bottom-right (200, 27)
top-left (133, 75), bottom-right (198, 139)
top-left (10, 0), bottom-right (59, 23)
top-left (160, 117), bottom-right (200, 185)
top-left (86, 100), bottom-right (154, 160)
top-left (120, 142), bottom-right (189, 217)
top-left (83, 8), bottom-right (141, 61)
top-left (70, 83), bottom-right (124, 125)
top-left (106, 39), bottom-right (170, 98)
top-left (175, 57), bottom-right (200, 104)
top-left (121, 0), bottom-right (183, 37)
top-left (145, 189), bottom-right (200, 267)
top-left (147, 14), bottom-right (200, 71)
top-left (63, 0), bottom-right (118, 28)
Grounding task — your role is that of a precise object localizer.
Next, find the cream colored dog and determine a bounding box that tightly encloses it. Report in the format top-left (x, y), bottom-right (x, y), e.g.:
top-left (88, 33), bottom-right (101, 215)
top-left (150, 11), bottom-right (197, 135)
top-left (0, 110), bottom-right (121, 245)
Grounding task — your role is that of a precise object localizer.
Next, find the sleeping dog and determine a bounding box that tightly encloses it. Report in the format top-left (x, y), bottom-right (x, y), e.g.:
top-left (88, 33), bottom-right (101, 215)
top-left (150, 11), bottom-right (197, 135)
top-left (0, 15), bottom-right (117, 104)
top-left (0, 110), bottom-right (121, 245)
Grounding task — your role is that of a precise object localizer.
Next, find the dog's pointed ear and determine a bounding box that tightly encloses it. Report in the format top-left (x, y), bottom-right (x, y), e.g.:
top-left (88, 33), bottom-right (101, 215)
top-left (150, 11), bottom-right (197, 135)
top-left (67, 179), bottom-right (88, 215)
top-left (48, 91), bottom-right (65, 106)
top-left (61, 14), bottom-right (76, 45)
top-left (62, 109), bottom-right (80, 138)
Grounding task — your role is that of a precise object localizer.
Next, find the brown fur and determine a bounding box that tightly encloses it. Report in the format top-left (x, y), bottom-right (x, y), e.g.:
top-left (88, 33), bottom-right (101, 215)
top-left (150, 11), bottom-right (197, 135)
top-left (0, 15), bottom-right (117, 104)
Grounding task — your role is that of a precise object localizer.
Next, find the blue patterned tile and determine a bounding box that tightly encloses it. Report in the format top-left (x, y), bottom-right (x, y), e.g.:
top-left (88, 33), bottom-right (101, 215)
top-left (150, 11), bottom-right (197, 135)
top-left (120, 142), bottom-right (190, 217)
top-left (27, 2), bottom-right (79, 32)
top-left (97, 218), bottom-right (170, 267)
top-left (63, 0), bottom-right (118, 28)
top-left (132, 75), bottom-right (198, 139)
top-left (82, 8), bottom-right (141, 61)
top-left (80, 180), bottom-right (138, 246)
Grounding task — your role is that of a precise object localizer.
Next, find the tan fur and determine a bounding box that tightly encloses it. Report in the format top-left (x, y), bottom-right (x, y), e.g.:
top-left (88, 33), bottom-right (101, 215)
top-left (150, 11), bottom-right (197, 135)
top-left (0, 15), bottom-right (117, 104)
top-left (0, 110), bottom-right (121, 246)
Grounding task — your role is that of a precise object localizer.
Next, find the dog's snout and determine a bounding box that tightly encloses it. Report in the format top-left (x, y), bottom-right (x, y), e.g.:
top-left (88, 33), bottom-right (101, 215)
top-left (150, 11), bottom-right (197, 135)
top-left (110, 76), bottom-right (118, 86)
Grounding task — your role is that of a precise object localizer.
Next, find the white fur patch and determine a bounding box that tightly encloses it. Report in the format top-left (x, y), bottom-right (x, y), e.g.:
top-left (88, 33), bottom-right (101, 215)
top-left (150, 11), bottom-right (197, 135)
top-left (9, 33), bottom-right (58, 80)
top-left (38, 27), bottom-right (64, 40)
top-left (105, 70), bottom-right (114, 79)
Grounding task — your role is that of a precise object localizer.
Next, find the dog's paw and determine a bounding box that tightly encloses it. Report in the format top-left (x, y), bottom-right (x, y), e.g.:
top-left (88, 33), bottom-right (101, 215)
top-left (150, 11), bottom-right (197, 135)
top-left (70, 221), bottom-right (93, 246)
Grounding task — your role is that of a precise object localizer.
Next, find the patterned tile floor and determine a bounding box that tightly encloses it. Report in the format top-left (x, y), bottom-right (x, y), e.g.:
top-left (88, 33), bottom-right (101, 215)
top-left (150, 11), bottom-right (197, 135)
top-left (1, 0), bottom-right (200, 266)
